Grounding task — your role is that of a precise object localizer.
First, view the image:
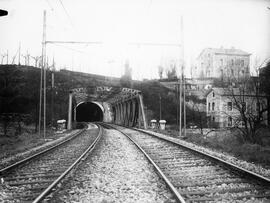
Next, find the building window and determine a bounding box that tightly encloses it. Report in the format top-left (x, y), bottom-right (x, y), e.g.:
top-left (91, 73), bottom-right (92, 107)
top-left (220, 69), bottom-right (223, 77)
top-left (212, 116), bottom-right (215, 122)
top-left (212, 102), bottom-right (215, 111)
top-left (231, 59), bottom-right (234, 66)
top-left (227, 102), bottom-right (232, 111)
top-left (231, 69), bottom-right (234, 76)
top-left (241, 60), bottom-right (244, 67)
top-left (228, 116), bottom-right (232, 127)
top-left (220, 59), bottom-right (223, 66)
top-left (208, 102), bottom-right (210, 111)
top-left (213, 92), bottom-right (215, 97)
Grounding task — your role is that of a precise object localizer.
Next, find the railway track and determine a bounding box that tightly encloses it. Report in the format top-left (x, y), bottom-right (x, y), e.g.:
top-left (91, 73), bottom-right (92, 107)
top-left (102, 123), bottom-right (270, 203)
top-left (0, 123), bottom-right (102, 202)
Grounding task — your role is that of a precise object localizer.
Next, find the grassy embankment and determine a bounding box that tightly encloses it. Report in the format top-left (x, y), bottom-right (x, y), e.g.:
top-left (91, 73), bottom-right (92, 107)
top-left (153, 126), bottom-right (270, 168)
top-left (0, 125), bottom-right (59, 160)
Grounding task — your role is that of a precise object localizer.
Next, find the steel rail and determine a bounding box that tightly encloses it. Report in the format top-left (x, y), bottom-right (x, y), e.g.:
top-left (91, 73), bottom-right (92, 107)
top-left (0, 128), bottom-right (86, 175)
top-left (135, 128), bottom-right (270, 185)
top-left (32, 124), bottom-right (103, 203)
top-left (100, 123), bottom-right (185, 203)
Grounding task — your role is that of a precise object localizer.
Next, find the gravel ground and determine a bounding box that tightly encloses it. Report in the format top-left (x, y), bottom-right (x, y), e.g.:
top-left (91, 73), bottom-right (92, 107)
top-left (140, 129), bottom-right (270, 179)
top-left (49, 129), bottom-right (176, 203)
top-left (0, 129), bottom-right (81, 169)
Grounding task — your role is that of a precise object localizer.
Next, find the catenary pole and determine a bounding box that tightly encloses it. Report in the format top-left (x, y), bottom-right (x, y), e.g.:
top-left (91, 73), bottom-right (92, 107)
top-left (179, 70), bottom-right (182, 136)
top-left (183, 73), bottom-right (186, 137)
top-left (51, 57), bottom-right (55, 128)
top-left (159, 94), bottom-right (162, 121)
top-left (179, 16), bottom-right (184, 136)
top-left (181, 16), bottom-right (186, 137)
top-left (39, 10), bottom-right (46, 138)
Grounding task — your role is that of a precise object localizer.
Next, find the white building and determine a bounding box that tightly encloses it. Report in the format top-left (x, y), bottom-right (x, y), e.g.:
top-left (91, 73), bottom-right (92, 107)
top-left (206, 88), bottom-right (267, 128)
top-left (193, 47), bottom-right (251, 79)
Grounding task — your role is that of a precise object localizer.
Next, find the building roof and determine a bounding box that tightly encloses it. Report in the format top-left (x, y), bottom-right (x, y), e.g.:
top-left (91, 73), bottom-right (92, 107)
top-left (209, 87), bottom-right (239, 96)
top-left (206, 87), bottom-right (266, 98)
top-left (198, 47), bottom-right (251, 59)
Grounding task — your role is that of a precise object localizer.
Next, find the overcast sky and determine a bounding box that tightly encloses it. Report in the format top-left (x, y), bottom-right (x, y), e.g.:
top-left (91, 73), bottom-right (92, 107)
top-left (1, 0), bottom-right (270, 79)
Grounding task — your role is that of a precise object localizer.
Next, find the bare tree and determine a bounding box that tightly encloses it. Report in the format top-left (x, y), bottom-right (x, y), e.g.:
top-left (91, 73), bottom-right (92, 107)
top-left (166, 63), bottom-right (177, 79)
top-left (225, 79), bottom-right (268, 144)
top-left (158, 65), bottom-right (164, 79)
top-left (186, 95), bottom-right (207, 135)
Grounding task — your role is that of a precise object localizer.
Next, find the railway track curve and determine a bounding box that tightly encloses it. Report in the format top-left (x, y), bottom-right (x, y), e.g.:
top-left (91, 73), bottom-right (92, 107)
top-left (0, 123), bottom-right (102, 202)
top-left (102, 123), bottom-right (270, 203)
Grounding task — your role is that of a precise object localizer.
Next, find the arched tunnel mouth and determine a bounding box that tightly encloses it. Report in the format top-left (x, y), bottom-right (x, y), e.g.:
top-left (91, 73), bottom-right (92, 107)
top-left (76, 102), bottom-right (103, 122)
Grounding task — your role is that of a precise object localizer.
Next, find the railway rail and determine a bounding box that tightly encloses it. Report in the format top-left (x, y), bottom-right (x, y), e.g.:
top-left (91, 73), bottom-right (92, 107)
top-left (101, 123), bottom-right (270, 203)
top-left (0, 123), bottom-right (102, 202)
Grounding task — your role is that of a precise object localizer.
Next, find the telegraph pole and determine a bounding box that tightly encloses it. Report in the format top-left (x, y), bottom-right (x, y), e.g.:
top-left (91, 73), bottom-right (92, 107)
top-left (179, 16), bottom-right (185, 137)
top-left (183, 74), bottom-right (186, 137)
top-left (182, 17), bottom-right (186, 137)
top-left (159, 94), bottom-right (162, 121)
top-left (179, 70), bottom-right (182, 136)
top-left (39, 10), bottom-right (46, 138)
top-left (44, 49), bottom-right (47, 141)
top-left (51, 57), bottom-right (55, 128)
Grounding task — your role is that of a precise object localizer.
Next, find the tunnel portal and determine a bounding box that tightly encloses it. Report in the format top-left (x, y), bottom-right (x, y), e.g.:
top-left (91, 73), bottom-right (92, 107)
top-left (76, 102), bottom-right (103, 122)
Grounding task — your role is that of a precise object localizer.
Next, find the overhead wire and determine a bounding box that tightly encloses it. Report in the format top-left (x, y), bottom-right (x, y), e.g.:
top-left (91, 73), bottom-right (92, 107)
top-left (49, 43), bottom-right (87, 54)
top-left (45, 0), bottom-right (54, 11)
top-left (58, 0), bottom-right (74, 27)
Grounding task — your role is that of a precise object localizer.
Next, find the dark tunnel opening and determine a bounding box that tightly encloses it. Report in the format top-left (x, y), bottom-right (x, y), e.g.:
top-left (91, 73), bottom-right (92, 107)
top-left (76, 102), bottom-right (103, 122)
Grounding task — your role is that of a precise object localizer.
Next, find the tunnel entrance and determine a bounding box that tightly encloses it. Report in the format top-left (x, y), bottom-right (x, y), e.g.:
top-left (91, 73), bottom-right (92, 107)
top-left (76, 102), bottom-right (103, 122)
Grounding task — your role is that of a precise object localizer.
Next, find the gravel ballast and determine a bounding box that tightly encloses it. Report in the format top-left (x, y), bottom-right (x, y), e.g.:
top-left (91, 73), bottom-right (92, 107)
top-left (49, 129), bottom-right (176, 203)
top-left (0, 129), bottom-right (81, 169)
top-left (140, 129), bottom-right (270, 179)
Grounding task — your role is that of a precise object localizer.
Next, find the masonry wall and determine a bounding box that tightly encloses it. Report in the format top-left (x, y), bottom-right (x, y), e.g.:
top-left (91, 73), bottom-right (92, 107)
top-left (207, 90), bottom-right (268, 128)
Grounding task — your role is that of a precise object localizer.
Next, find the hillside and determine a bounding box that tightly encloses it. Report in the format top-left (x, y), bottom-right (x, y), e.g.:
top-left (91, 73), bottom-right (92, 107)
top-left (0, 65), bottom-right (205, 136)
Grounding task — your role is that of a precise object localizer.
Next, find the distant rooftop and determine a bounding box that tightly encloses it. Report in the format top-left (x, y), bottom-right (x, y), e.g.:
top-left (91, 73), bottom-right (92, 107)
top-left (206, 87), bottom-right (265, 98)
top-left (199, 47), bottom-right (251, 58)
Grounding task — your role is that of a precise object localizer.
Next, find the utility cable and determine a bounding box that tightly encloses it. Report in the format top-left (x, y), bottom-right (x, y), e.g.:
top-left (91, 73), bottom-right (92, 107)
top-left (58, 0), bottom-right (74, 27)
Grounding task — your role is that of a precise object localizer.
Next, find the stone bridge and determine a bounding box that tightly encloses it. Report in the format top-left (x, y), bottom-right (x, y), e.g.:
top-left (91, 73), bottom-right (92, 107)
top-left (67, 86), bottom-right (147, 129)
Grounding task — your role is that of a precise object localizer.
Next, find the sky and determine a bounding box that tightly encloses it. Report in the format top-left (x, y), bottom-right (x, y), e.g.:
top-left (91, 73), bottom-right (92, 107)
top-left (0, 0), bottom-right (270, 79)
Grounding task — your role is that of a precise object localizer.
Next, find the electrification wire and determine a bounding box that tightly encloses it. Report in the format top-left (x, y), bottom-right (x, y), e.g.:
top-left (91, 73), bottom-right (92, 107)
top-left (45, 0), bottom-right (54, 11)
top-left (58, 0), bottom-right (74, 27)
top-left (51, 43), bottom-right (87, 54)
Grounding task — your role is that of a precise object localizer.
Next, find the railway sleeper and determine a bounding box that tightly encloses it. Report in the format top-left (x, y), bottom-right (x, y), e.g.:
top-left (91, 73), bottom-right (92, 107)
top-left (167, 171), bottom-right (233, 178)
top-left (159, 166), bottom-right (226, 172)
top-left (156, 161), bottom-right (213, 167)
top-left (7, 179), bottom-right (55, 186)
top-left (3, 174), bottom-right (60, 181)
top-left (187, 192), bottom-right (270, 202)
top-left (10, 171), bottom-right (63, 176)
top-left (174, 178), bottom-right (250, 187)
top-left (178, 186), bottom-right (268, 196)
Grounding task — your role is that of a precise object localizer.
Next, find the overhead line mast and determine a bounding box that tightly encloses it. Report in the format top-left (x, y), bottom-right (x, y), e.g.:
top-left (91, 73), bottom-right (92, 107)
top-left (179, 16), bottom-right (186, 137)
top-left (39, 10), bottom-right (47, 139)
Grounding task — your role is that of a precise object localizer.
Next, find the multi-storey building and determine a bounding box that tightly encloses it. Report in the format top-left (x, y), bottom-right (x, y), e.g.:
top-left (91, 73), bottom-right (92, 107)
top-left (193, 47), bottom-right (251, 79)
top-left (206, 87), bottom-right (267, 128)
